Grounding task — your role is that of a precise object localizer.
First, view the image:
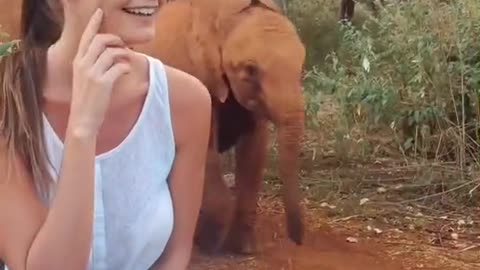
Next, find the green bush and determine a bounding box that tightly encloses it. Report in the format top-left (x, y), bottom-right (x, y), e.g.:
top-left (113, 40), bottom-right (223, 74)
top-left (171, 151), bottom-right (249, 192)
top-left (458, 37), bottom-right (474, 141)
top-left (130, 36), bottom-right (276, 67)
top-left (288, 0), bottom-right (372, 70)
top-left (302, 0), bottom-right (480, 161)
top-left (0, 26), bottom-right (17, 57)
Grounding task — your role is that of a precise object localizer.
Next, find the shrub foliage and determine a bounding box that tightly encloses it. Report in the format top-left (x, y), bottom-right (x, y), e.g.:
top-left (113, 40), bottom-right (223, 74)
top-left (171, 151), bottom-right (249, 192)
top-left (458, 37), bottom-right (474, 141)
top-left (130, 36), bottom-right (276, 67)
top-left (297, 0), bottom-right (480, 163)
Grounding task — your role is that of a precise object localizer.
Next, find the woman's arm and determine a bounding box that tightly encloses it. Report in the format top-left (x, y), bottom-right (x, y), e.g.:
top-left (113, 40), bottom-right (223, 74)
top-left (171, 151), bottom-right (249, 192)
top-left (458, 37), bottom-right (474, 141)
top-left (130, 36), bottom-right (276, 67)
top-left (0, 9), bottom-right (131, 270)
top-left (152, 66), bottom-right (212, 270)
top-left (0, 131), bottom-right (96, 270)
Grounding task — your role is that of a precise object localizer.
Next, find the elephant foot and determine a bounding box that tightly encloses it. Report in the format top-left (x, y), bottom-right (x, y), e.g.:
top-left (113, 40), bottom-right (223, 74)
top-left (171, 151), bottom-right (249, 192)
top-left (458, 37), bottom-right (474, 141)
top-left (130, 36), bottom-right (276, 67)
top-left (194, 213), bottom-right (231, 254)
top-left (286, 208), bottom-right (305, 245)
top-left (225, 223), bottom-right (257, 255)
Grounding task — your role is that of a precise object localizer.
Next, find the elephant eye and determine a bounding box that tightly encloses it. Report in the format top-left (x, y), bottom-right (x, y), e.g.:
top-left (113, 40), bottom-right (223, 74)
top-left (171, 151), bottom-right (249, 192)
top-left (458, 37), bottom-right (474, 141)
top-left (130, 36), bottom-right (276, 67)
top-left (244, 64), bottom-right (259, 78)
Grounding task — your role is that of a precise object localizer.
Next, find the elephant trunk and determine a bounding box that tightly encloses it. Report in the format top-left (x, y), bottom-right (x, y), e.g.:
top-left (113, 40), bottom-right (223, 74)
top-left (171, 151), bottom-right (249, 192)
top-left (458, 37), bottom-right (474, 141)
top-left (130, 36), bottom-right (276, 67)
top-left (272, 91), bottom-right (305, 245)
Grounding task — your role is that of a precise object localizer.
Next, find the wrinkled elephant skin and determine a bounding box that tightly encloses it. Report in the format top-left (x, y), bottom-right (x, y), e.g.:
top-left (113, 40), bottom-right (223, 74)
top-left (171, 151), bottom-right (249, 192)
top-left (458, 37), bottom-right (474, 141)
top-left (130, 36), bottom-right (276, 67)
top-left (139, 0), bottom-right (307, 255)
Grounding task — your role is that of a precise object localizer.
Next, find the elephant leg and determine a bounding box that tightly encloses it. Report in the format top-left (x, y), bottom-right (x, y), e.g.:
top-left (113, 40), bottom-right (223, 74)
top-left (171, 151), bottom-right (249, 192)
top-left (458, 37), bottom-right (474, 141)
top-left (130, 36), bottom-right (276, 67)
top-left (226, 119), bottom-right (269, 254)
top-left (194, 147), bottom-right (235, 254)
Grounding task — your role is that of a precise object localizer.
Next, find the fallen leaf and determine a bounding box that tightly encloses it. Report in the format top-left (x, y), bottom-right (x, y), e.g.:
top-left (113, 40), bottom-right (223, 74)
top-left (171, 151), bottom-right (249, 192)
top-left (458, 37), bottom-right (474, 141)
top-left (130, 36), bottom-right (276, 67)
top-left (360, 198), bottom-right (370, 206)
top-left (377, 187), bottom-right (387, 193)
top-left (346, 237), bottom-right (359, 243)
top-left (320, 202), bottom-right (336, 209)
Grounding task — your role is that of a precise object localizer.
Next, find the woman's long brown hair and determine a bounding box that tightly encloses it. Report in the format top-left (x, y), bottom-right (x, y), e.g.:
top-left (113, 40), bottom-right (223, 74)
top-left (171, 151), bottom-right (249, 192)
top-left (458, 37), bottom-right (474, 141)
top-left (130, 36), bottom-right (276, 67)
top-left (0, 0), bottom-right (62, 198)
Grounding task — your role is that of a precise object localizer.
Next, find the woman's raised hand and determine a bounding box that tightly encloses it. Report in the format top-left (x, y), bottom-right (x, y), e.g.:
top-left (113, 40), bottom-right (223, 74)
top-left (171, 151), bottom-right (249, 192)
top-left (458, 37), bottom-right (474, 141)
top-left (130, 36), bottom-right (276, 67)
top-left (68, 8), bottom-right (132, 137)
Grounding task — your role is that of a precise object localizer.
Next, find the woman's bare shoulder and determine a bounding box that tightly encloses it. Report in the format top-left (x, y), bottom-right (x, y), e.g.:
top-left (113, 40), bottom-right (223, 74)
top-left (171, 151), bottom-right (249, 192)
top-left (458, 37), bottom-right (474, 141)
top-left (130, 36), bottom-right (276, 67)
top-left (164, 65), bottom-right (211, 109)
top-left (162, 65), bottom-right (212, 146)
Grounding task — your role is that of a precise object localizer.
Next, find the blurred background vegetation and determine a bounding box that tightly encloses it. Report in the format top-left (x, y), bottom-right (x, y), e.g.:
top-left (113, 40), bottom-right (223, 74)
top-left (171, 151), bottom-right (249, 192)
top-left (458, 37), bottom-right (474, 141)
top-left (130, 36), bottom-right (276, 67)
top-left (282, 0), bottom-right (480, 213)
top-left (292, 0), bottom-right (480, 163)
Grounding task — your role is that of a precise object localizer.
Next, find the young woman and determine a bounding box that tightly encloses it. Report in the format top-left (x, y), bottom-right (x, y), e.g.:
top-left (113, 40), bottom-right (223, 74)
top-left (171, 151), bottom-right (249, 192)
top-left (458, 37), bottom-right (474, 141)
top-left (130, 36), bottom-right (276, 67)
top-left (0, 0), bottom-right (212, 269)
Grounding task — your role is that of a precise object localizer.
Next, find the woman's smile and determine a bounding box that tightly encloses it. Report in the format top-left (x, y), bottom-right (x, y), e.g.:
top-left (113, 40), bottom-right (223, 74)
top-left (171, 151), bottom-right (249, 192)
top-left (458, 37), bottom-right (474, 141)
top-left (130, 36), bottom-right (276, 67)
top-left (122, 6), bottom-right (159, 16)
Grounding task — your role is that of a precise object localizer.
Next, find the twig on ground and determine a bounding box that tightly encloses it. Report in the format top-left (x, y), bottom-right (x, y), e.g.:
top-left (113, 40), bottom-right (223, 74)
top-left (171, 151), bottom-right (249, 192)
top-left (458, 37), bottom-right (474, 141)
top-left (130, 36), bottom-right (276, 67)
top-left (468, 182), bottom-right (480, 196)
top-left (459, 244), bottom-right (480, 252)
top-left (329, 214), bottom-right (361, 223)
top-left (398, 179), bottom-right (480, 204)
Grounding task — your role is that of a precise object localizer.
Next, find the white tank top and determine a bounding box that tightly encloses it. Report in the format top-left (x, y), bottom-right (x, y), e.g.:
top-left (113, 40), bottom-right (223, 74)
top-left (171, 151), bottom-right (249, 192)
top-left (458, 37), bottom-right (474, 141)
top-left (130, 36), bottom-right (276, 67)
top-left (6, 55), bottom-right (176, 270)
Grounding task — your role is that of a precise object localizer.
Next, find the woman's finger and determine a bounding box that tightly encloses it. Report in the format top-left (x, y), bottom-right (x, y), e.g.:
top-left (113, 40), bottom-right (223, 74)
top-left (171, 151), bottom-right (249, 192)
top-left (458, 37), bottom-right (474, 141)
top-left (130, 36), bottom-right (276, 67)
top-left (81, 34), bottom-right (126, 67)
top-left (76, 8), bottom-right (104, 58)
top-left (91, 47), bottom-right (130, 74)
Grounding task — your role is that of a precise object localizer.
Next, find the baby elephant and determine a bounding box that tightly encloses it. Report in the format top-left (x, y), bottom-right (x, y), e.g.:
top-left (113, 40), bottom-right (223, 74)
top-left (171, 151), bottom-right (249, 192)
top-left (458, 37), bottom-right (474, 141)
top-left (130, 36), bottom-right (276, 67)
top-left (143, 0), bottom-right (307, 255)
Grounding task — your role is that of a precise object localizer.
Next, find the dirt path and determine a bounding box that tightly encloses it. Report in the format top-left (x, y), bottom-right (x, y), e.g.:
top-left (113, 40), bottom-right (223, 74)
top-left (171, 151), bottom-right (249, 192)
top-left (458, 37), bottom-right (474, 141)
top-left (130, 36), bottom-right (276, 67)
top-left (188, 202), bottom-right (398, 269)
top-left (189, 214), bottom-right (402, 270)
top-left (187, 196), bottom-right (479, 270)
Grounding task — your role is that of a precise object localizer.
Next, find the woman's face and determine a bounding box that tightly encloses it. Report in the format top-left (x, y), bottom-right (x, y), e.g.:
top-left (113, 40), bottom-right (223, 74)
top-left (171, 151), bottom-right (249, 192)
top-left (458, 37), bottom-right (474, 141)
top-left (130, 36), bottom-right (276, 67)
top-left (64, 0), bottom-right (162, 45)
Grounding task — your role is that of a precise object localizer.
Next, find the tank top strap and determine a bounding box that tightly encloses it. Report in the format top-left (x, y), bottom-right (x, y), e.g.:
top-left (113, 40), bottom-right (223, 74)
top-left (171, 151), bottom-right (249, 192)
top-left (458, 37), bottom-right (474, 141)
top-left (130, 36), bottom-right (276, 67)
top-left (142, 54), bottom-right (175, 143)
top-left (143, 54), bottom-right (170, 112)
